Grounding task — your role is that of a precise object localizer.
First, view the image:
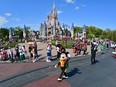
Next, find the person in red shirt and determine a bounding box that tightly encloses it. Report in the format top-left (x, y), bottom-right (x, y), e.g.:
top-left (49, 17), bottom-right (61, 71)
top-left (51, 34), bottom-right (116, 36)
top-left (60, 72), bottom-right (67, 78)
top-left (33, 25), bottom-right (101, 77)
top-left (77, 42), bottom-right (82, 55)
top-left (83, 42), bottom-right (87, 55)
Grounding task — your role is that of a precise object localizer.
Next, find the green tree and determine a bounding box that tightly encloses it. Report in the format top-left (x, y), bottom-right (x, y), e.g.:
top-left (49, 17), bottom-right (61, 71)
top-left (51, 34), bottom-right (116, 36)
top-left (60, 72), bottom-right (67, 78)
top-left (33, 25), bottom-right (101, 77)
top-left (14, 26), bottom-right (23, 39)
top-left (74, 26), bottom-right (82, 37)
top-left (0, 28), bottom-right (9, 41)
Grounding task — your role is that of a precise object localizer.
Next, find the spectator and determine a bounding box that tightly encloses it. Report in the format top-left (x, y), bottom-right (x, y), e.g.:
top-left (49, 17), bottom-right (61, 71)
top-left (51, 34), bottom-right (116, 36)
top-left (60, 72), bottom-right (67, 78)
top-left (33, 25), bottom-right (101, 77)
top-left (82, 42), bottom-right (87, 55)
top-left (32, 46), bottom-right (37, 62)
top-left (8, 47), bottom-right (14, 63)
top-left (19, 48), bottom-right (24, 62)
top-left (77, 42), bottom-right (82, 55)
top-left (100, 42), bottom-right (104, 54)
top-left (73, 46), bottom-right (77, 56)
top-left (56, 42), bottom-right (61, 59)
top-left (46, 43), bottom-right (53, 62)
top-left (0, 51), bottom-right (2, 61)
top-left (15, 45), bottom-right (20, 61)
top-left (34, 41), bottom-right (38, 56)
top-left (28, 44), bottom-right (33, 59)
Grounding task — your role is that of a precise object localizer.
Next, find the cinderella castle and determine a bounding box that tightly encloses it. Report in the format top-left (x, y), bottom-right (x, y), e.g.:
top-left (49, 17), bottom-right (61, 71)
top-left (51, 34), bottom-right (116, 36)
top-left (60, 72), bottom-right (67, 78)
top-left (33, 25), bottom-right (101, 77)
top-left (39, 4), bottom-right (74, 39)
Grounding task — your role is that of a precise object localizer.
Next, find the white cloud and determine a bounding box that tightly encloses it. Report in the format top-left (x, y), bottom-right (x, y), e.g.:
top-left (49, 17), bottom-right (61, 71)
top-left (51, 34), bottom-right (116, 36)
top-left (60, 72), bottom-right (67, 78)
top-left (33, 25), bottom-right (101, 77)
top-left (5, 13), bottom-right (11, 16)
top-left (57, 11), bottom-right (63, 14)
top-left (75, 6), bottom-right (79, 10)
top-left (65, 0), bottom-right (74, 3)
top-left (0, 16), bottom-right (8, 26)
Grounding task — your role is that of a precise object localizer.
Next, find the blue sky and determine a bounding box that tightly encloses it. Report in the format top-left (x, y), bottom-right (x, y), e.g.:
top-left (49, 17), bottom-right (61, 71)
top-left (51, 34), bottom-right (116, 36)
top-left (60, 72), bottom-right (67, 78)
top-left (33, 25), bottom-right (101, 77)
top-left (0, 0), bottom-right (116, 30)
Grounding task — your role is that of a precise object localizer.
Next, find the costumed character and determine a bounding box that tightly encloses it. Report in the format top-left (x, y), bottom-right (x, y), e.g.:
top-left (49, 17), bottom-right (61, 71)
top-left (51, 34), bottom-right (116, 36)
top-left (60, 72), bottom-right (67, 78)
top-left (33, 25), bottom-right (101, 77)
top-left (55, 52), bottom-right (70, 81)
top-left (91, 42), bottom-right (98, 64)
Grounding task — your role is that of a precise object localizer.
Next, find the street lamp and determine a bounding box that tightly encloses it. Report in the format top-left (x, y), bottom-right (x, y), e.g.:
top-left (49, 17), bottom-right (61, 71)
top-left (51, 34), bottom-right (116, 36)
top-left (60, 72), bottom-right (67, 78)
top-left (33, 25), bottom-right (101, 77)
top-left (65, 29), bottom-right (68, 48)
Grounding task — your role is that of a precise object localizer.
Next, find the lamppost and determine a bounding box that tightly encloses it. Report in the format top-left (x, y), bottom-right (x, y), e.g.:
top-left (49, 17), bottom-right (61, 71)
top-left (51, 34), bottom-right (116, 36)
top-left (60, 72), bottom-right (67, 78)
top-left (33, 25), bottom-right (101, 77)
top-left (53, 16), bottom-right (56, 40)
top-left (65, 28), bottom-right (68, 48)
top-left (44, 21), bottom-right (47, 42)
top-left (9, 27), bottom-right (12, 42)
top-left (62, 23), bottom-right (65, 39)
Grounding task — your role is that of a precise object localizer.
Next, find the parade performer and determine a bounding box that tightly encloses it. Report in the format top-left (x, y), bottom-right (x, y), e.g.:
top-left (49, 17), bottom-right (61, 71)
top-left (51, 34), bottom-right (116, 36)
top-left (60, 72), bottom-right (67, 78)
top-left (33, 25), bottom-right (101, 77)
top-left (91, 42), bottom-right (98, 64)
top-left (55, 52), bottom-right (70, 81)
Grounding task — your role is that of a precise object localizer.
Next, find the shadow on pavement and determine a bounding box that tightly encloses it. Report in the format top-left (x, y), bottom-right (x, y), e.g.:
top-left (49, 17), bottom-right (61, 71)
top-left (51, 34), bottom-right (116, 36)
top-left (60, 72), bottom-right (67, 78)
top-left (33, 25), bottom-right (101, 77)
top-left (51, 55), bottom-right (57, 61)
top-left (95, 60), bottom-right (99, 63)
top-left (112, 55), bottom-right (116, 59)
top-left (68, 68), bottom-right (82, 77)
top-left (85, 52), bottom-right (89, 55)
top-left (91, 60), bottom-right (99, 65)
top-left (38, 49), bottom-right (43, 51)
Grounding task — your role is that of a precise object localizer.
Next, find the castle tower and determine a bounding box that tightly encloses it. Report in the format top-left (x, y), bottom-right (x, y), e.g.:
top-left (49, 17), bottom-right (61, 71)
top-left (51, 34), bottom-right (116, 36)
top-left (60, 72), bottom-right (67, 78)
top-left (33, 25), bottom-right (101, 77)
top-left (40, 3), bottom-right (64, 39)
top-left (45, 3), bottom-right (60, 37)
top-left (9, 28), bottom-right (12, 40)
top-left (70, 23), bottom-right (74, 39)
top-left (82, 24), bottom-right (86, 38)
top-left (51, 3), bottom-right (58, 26)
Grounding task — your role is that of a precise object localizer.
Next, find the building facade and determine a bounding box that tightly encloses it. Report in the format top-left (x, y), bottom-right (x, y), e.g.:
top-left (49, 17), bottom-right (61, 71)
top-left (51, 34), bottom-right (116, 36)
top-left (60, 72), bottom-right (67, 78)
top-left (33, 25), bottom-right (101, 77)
top-left (39, 4), bottom-right (73, 39)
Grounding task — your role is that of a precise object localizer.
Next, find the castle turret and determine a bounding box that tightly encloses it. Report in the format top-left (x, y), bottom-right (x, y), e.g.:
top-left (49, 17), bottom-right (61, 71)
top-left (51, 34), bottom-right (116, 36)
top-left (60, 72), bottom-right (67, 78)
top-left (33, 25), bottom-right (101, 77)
top-left (82, 24), bottom-right (86, 38)
top-left (39, 3), bottom-right (63, 39)
top-left (52, 3), bottom-right (57, 19)
top-left (70, 23), bottom-right (74, 38)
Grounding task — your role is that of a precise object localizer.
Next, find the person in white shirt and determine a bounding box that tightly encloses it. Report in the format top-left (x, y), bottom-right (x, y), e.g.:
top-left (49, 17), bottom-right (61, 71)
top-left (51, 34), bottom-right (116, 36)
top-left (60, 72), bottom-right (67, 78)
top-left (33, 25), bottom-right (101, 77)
top-left (8, 47), bottom-right (14, 63)
top-left (46, 43), bottom-right (53, 62)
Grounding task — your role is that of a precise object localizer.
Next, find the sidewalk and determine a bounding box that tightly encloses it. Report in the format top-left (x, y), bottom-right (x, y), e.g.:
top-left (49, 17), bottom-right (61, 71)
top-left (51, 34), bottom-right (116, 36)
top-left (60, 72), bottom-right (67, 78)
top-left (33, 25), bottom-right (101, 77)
top-left (3, 42), bottom-right (93, 62)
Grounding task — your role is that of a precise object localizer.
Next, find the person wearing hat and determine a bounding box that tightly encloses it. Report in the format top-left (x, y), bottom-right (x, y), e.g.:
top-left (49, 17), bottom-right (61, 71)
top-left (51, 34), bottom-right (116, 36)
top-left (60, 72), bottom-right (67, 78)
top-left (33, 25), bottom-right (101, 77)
top-left (46, 43), bottom-right (53, 62)
top-left (15, 45), bottom-right (20, 62)
top-left (19, 48), bottom-right (24, 62)
top-left (91, 42), bottom-right (98, 64)
top-left (8, 47), bottom-right (14, 63)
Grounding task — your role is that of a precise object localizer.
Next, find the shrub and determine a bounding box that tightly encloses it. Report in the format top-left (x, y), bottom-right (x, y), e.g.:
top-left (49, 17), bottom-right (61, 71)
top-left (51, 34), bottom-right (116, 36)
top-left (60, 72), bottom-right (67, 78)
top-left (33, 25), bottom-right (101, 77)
top-left (0, 42), bottom-right (18, 50)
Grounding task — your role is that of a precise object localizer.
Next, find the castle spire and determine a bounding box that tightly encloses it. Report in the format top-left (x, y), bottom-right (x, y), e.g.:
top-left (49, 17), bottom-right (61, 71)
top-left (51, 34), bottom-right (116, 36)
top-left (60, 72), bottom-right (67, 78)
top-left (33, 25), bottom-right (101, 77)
top-left (52, 1), bottom-right (57, 19)
top-left (52, 1), bottom-right (56, 10)
top-left (53, 0), bottom-right (55, 8)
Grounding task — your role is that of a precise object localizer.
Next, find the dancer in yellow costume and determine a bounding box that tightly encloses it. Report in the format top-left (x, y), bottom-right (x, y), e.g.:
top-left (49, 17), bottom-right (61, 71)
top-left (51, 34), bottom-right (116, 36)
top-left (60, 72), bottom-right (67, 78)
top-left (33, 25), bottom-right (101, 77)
top-left (55, 52), bottom-right (70, 81)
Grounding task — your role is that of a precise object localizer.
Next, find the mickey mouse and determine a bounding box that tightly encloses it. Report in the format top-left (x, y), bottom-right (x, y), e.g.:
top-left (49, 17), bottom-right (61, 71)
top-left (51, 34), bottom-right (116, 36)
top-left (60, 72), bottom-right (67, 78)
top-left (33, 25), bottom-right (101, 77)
top-left (55, 52), bottom-right (70, 81)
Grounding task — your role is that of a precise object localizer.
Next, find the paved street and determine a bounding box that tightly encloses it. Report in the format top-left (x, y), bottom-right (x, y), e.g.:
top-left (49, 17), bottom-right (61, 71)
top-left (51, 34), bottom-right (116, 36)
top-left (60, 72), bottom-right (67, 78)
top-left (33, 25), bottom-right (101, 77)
top-left (0, 43), bottom-right (115, 87)
top-left (0, 0), bottom-right (115, 86)
top-left (24, 48), bottom-right (115, 87)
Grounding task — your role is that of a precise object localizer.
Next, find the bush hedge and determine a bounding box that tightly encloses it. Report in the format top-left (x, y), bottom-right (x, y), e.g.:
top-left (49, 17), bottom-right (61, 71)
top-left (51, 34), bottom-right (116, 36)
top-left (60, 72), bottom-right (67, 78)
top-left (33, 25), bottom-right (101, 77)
top-left (51, 40), bottom-right (74, 49)
top-left (0, 42), bottom-right (18, 50)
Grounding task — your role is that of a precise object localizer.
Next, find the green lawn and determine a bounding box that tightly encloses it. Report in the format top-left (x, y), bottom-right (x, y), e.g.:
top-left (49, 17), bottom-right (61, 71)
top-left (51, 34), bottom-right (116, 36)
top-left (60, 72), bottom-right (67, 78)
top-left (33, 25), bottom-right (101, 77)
top-left (51, 40), bottom-right (75, 49)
